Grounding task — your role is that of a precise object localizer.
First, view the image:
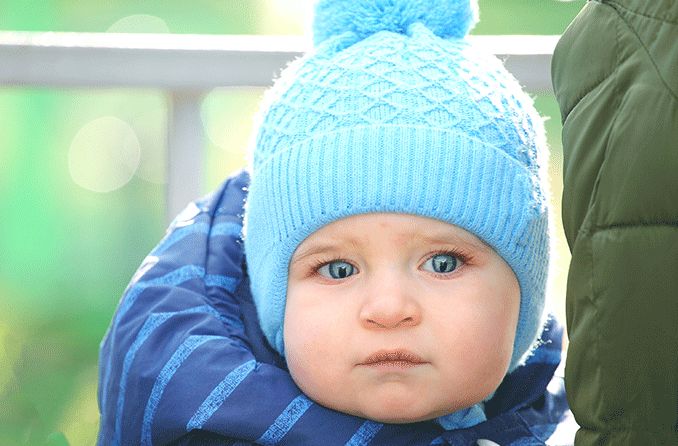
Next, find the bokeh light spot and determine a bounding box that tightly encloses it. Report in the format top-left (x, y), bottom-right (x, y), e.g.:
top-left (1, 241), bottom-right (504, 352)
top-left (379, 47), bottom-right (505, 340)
top-left (106, 14), bottom-right (170, 34)
top-left (130, 103), bottom-right (167, 185)
top-left (258, 0), bottom-right (308, 34)
top-left (201, 89), bottom-right (261, 153)
top-left (68, 116), bottom-right (141, 193)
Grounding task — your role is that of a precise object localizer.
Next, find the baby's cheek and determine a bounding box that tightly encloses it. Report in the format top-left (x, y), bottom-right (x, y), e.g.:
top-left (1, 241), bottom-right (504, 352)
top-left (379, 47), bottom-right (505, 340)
top-left (285, 316), bottom-right (323, 379)
top-left (286, 338), bottom-right (334, 405)
top-left (285, 320), bottom-right (347, 407)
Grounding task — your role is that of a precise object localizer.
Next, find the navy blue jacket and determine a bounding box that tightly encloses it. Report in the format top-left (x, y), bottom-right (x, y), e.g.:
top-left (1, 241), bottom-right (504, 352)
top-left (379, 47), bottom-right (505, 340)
top-left (97, 171), bottom-right (576, 446)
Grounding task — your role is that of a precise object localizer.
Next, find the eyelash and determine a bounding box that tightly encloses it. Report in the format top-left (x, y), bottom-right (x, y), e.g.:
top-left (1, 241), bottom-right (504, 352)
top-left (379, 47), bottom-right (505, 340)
top-left (308, 248), bottom-right (474, 279)
top-left (308, 256), bottom-right (353, 278)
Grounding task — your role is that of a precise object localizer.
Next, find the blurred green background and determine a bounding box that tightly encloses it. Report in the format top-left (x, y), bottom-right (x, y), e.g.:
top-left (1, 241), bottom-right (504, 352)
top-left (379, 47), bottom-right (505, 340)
top-left (0, 1), bottom-right (584, 444)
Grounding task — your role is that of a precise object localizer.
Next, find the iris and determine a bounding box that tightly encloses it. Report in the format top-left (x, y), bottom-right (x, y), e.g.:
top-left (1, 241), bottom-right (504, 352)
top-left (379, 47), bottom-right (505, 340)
top-left (319, 261), bottom-right (355, 279)
top-left (426, 254), bottom-right (458, 273)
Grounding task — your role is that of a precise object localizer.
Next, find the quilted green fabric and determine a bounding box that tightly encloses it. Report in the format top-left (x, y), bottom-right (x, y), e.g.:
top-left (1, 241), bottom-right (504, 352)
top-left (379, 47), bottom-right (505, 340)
top-left (552, 0), bottom-right (678, 444)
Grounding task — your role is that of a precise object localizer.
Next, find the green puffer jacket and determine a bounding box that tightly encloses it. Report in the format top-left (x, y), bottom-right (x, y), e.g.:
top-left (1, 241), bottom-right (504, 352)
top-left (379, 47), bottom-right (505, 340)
top-left (551, 0), bottom-right (678, 444)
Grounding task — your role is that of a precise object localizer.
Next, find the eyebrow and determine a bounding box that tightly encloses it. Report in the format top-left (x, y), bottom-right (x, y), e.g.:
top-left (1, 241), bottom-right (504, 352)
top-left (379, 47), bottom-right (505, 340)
top-left (291, 230), bottom-right (492, 264)
top-left (410, 232), bottom-right (492, 253)
top-left (291, 238), bottom-right (362, 264)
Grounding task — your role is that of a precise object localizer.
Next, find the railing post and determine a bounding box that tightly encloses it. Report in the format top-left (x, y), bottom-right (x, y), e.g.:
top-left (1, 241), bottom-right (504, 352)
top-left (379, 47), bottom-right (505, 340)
top-left (166, 90), bottom-right (205, 223)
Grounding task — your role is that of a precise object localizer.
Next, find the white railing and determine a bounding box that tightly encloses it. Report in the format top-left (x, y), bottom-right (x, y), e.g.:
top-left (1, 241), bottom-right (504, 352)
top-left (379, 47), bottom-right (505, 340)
top-left (0, 31), bottom-right (558, 222)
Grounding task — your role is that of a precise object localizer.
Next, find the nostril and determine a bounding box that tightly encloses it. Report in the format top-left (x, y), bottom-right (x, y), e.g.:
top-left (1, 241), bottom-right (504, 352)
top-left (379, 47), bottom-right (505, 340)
top-left (366, 317), bottom-right (415, 329)
top-left (398, 317), bottom-right (418, 328)
top-left (366, 319), bottom-right (386, 328)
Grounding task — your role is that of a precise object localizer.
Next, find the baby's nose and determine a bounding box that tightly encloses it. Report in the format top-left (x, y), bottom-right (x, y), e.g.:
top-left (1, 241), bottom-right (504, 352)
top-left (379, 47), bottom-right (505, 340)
top-left (358, 278), bottom-right (422, 329)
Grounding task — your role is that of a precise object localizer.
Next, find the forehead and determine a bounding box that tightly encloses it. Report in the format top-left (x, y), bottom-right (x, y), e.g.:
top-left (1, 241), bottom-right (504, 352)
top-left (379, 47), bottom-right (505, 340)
top-left (292, 213), bottom-right (491, 258)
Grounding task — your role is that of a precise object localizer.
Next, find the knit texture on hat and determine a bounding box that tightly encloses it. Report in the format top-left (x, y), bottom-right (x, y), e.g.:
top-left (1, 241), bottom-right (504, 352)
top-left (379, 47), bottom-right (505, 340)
top-left (244, 0), bottom-right (550, 373)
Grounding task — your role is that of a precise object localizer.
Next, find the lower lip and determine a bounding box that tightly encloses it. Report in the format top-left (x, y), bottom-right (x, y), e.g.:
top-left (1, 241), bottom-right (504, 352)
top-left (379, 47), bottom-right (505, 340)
top-left (360, 361), bottom-right (426, 370)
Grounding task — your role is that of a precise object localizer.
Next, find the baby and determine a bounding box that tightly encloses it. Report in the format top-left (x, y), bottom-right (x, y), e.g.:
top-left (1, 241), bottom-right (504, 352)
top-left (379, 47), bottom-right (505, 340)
top-left (244, 0), bottom-right (551, 431)
top-left (98, 0), bottom-right (576, 444)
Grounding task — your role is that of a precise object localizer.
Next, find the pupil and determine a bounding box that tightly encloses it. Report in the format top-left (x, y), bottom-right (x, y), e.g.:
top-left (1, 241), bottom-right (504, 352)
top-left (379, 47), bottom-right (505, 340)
top-left (330, 262), bottom-right (352, 279)
top-left (434, 255), bottom-right (456, 273)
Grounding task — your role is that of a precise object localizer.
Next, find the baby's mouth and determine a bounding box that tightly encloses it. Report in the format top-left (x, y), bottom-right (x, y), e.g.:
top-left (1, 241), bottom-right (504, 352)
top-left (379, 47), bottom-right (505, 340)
top-left (358, 349), bottom-right (427, 368)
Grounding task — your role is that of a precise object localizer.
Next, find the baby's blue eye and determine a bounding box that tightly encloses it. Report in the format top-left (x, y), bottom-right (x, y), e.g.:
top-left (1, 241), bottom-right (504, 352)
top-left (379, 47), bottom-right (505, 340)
top-left (318, 261), bottom-right (355, 279)
top-left (423, 254), bottom-right (459, 274)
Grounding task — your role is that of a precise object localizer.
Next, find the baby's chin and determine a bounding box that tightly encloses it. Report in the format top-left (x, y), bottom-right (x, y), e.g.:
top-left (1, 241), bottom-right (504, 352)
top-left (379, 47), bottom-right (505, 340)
top-left (352, 410), bottom-right (446, 425)
top-left (320, 395), bottom-right (468, 425)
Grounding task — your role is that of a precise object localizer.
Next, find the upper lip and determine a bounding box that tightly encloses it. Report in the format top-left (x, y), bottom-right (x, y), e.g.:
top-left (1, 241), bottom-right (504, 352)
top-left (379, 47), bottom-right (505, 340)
top-left (359, 349), bottom-right (427, 365)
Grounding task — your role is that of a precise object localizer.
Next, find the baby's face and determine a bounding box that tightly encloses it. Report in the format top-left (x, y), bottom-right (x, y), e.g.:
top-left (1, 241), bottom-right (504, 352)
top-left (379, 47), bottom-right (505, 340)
top-left (284, 213), bottom-right (520, 423)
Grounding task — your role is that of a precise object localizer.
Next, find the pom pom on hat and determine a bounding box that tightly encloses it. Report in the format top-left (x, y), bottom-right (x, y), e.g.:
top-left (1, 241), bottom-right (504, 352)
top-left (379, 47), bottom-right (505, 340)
top-left (313, 0), bottom-right (479, 46)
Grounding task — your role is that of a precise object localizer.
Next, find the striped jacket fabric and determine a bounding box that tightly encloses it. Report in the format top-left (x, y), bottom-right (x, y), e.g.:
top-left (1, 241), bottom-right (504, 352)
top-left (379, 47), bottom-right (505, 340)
top-left (97, 170), bottom-right (577, 446)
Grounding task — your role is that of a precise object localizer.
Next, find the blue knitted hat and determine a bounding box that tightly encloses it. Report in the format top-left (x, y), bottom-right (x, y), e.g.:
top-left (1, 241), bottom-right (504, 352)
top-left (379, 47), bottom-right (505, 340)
top-left (244, 0), bottom-right (550, 372)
